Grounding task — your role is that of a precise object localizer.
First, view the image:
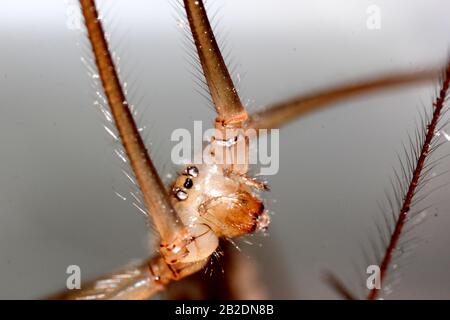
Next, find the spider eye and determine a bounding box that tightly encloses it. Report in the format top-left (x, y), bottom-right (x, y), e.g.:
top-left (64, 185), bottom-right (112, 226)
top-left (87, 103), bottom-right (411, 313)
top-left (184, 178), bottom-right (193, 189)
top-left (186, 166), bottom-right (199, 177)
top-left (174, 188), bottom-right (188, 201)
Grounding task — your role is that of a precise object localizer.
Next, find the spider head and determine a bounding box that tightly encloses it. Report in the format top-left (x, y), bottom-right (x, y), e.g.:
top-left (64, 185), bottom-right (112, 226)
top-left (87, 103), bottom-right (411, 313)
top-left (169, 163), bottom-right (270, 262)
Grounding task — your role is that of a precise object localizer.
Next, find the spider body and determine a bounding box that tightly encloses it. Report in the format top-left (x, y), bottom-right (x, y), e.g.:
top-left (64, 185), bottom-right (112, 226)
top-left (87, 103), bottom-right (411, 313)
top-left (169, 135), bottom-right (270, 264)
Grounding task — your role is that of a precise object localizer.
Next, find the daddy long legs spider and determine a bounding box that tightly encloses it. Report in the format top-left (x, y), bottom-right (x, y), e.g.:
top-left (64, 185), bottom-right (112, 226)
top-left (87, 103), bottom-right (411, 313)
top-left (0, 0), bottom-right (445, 295)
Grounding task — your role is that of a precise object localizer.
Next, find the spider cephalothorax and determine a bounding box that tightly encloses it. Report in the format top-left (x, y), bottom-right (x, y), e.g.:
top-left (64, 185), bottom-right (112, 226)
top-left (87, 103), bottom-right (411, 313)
top-left (169, 132), bottom-right (271, 264)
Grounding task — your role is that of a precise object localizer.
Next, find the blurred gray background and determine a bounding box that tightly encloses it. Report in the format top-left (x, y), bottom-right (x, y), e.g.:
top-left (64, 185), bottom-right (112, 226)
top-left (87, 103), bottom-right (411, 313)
top-left (0, 0), bottom-right (450, 299)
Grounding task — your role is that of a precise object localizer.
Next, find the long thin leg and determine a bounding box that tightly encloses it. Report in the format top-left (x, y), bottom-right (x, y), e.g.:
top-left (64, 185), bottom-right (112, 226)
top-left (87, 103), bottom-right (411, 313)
top-left (247, 69), bottom-right (439, 130)
top-left (367, 61), bottom-right (450, 300)
top-left (323, 272), bottom-right (356, 300)
top-left (50, 256), bottom-right (170, 300)
top-left (79, 0), bottom-right (184, 244)
top-left (183, 0), bottom-right (247, 127)
top-left (49, 254), bottom-right (206, 300)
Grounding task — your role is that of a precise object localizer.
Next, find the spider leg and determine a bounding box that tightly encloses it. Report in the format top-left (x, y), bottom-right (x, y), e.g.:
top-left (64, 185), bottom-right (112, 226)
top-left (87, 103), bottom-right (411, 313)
top-left (183, 0), bottom-right (248, 128)
top-left (50, 256), bottom-right (168, 300)
top-left (79, 0), bottom-right (184, 246)
top-left (78, 1), bottom-right (210, 299)
top-left (223, 167), bottom-right (270, 191)
top-left (49, 255), bottom-right (206, 300)
top-left (323, 272), bottom-right (357, 300)
top-left (247, 69), bottom-right (440, 130)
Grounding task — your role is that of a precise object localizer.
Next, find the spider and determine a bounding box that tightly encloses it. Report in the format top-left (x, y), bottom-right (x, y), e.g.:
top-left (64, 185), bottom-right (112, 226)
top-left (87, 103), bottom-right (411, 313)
top-left (0, 2), bottom-right (450, 300)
